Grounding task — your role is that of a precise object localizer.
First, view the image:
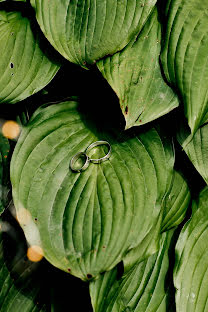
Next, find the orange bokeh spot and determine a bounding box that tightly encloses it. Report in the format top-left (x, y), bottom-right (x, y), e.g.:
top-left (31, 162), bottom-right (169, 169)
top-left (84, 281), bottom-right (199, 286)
top-left (2, 120), bottom-right (20, 139)
top-left (27, 245), bottom-right (44, 262)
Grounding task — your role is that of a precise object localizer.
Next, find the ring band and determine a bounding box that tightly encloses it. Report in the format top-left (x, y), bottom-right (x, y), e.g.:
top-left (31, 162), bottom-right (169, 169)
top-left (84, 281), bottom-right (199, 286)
top-left (86, 141), bottom-right (111, 164)
top-left (70, 152), bottom-right (90, 172)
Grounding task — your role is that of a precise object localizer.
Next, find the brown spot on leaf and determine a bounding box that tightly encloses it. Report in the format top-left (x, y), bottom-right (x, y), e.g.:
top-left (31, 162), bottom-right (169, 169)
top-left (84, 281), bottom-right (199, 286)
top-left (125, 106), bottom-right (128, 114)
top-left (87, 274), bottom-right (92, 279)
top-left (67, 268), bottom-right (71, 272)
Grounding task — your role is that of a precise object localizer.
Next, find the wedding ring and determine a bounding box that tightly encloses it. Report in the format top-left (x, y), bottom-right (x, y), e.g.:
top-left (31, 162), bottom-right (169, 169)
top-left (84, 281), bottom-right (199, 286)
top-left (86, 141), bottom-right (111, 164)
top-left (70, 152), bottom-right (90, 172)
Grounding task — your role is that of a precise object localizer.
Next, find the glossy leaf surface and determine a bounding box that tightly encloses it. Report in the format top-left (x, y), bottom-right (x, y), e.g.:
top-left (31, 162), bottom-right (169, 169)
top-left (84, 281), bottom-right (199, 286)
top-left (161, 170), bottom-right (190, 232)
top-left (174, 187), bottom-right (208, 311)
top-left (0, 9), bottom-right (60, 104)
top-left (97, 10), bottom-right (178, 129)
top-left (161, 0), bottom-right (208, 133)
top-left (178, 123), bottom-right (208, 185)
top-left (31, 0), bottom-right (157, 67)
top-left (121, 168), bottom-right (190, 271)
top-left (90, 230), bottom-right (175, 312)
top-left (11, 100), bottom-right (175, 281)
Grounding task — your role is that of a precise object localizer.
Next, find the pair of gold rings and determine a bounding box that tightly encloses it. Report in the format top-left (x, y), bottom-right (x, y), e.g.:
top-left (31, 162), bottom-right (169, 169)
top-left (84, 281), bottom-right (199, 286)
top-left (70, 141), bottom-right (111, 173)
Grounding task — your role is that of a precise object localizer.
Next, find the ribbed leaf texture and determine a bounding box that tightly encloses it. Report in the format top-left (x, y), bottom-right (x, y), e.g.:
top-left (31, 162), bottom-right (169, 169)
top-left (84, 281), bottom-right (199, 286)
top-left (0, 220), bottom-right (47, 311)
top-left (0, 133), bottom-right (10, 215)
top-left (174, 187), bottom-right (208, 311)
top-left (97, 9), bottom-right (179, 129)
top-left (178, 122), bottom-right (208, 185)
top-left (30, 0), bottom-right (157, 67)
top-left (123, 168), bottom-right (190, 271)
top-left (0, 9), bottom-right (60, 104)
top-left (11, 100), bottom-right (176, 281)
top-left (161, 0), bottom-right (208, 133)
top-left (161, 170), bottom-right (190, 232)
top-left (90, 230), bottom-right (175, 312)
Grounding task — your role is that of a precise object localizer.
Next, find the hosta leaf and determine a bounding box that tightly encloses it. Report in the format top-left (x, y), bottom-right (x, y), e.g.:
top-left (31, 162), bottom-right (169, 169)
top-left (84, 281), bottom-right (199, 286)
top-left (161, 170), bottom-right (191, 232)
top-left (90, 230), bottom-right (175, 312)
top-left (178, 122), bottom-right (208, 185)
top-left (1, 205), bottom-right (93, 311)
top-left (0, 9), bottom-right (60, 104)
top-left (97, 9), bottom-right (179, 129)
top-left (174, 186), bottom-right (208, 311)
top-left (11, 100), bottom-right (175, 281)
top-left (30, 0), bottom-right (157, 67)
top-left (123, 169), bottom-right (190, 271)
top-left (0, 217), bottom-right (48, 311)
top-left (0, 133), bottom-right (10, 215)
top-left (161, 0), bottom-right (208, 133)
top-left (0, 11), bottom-right (7, 21)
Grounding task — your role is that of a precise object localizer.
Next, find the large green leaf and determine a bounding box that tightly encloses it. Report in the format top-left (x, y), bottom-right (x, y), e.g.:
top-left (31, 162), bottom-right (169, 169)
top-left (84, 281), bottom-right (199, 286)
top-left (178, 122), bottom-right (208, 185)
top-left (0, 133), bottom-right (10, 215)
top-left (120, 167), bottom-right (190, 272)
top-left (174, 186), bottom-right (208, 311)
top-left (97, 9), bottom-right (179, 129)
top-left (90, 230), bottom-right (175, 312)
top-left (0, 9), bottom-right (60, 104)
top-left (161, 0), bottom-right (208, 133)
top-left (30, 0), bottom-right (157, 67)
top-left (11, 100), bottom-right (175, 281)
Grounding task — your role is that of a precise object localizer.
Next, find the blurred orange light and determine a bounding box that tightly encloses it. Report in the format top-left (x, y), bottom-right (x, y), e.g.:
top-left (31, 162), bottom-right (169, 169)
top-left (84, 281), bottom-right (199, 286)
top-left (2, 120), bottom-right (20, 139)
top-left (27, 245), bottom-right (44, 262)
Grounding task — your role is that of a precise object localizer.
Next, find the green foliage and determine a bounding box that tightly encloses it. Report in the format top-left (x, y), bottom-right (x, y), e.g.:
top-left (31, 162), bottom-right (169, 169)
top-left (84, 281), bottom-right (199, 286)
top-left (0, 9), bottom-right (60, 104)
top-left (161, 171), bottom-right (191, 232)
top-left (98, 9), bottom-right (179, 129)
top-left (0, 215), bottom-right (48, 311)
top-left (0, 0), bottom-right (207, 310)
top-left (90, 230), bottom-right (175, 312)
top-left (0, 133), bottom-right (10, 215)
top-left (31, 0), bottom-right (157, 67)
top-left (161, 0), bottom-right (208, 133)
top-left (178, 122), bottom-right (208, 185)
top-left (11, 100), bottom-right (182, 280)
top-left (174, 187), bottom-right (208, 311)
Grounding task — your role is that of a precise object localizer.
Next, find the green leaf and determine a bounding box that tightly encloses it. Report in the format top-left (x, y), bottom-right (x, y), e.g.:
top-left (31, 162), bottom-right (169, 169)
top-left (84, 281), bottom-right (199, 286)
top-left (120, 168), bottom-right (190, 272)
top-left (0, 133), bottom-right (10, 215)
top-left (0, 217), bottom-right (48, 311)
top-left (174, 186), bottom-right (208, 311)
top-left (90, 230), bottom-right (175, 312)
top-left (97, 9), bottom-right (179, 129)
top-left (161, 170), bottom-right (191, 232)
top-left (0, 11), bottom-right (7, 21)
top-left (11, 100), bottom-right (175, 281)
top-left (161, 0), bottom-right (208, 133)
top-left (0, 9), bottom-right (60, 104)
top-left (178, 123), bottom-right (208, 185)
top-left (30, 0), bottom-right (157, 67)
